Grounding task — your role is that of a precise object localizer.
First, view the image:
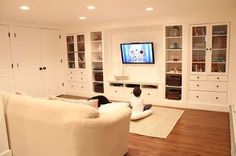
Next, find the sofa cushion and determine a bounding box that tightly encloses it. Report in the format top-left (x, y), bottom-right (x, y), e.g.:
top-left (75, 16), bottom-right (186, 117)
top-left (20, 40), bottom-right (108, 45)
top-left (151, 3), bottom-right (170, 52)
top-left (5, 94), bottom-right (99, 124)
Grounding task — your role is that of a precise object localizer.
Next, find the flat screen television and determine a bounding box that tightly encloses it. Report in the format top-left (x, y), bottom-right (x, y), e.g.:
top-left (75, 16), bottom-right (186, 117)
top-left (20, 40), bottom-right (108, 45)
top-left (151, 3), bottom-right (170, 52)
top-left (120, 42), bottom-right (154, 64)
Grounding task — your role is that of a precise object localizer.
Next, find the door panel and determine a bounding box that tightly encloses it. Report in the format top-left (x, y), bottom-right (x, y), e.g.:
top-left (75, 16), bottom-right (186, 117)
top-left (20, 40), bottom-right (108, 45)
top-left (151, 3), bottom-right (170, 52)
top-left (0, 25), bottom-right (14, 92)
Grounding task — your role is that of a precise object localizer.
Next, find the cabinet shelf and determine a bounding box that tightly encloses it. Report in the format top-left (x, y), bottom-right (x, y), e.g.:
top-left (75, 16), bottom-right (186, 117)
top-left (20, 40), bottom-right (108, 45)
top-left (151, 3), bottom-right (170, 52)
top-left (166, 61), bottom-right (182, 63)
top-left (166, 48), bottom-right (182, 51)
top-left (166, 85), bottom-right (182, 88)
top-left (166, 72), bottom-right (182, 75)
top-left (166, 36), bottom-right (182, 39)
top-left (91, 40), bottom-right (102, 43)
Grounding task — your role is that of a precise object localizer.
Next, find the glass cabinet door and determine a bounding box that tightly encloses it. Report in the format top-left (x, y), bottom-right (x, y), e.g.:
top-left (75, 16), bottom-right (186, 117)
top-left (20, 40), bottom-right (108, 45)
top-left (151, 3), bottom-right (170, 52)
top-left (66, 36), bottom-right (75, 68)
top-left (211, 25), bottom-right (227, 73)
top-left (77, 35), bottom-right (86, 69)
top-left (192, 26), bottom-right (207, 72)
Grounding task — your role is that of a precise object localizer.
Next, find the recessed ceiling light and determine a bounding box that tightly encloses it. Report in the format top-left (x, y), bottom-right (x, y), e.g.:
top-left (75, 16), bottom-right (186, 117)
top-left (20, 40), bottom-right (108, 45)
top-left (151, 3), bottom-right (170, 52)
top-left (145, 7), bottom-right (154, 11)
top-left (79, 16), bottom-right (86, 20)
top-left (87, 5), bottom-right (95, 10)
top-left (20, 5), bottom-right (30, 10)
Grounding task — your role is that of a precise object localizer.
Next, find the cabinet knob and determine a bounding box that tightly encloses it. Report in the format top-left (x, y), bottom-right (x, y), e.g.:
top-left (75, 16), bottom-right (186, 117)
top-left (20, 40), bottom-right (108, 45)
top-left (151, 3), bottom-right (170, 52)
top-left (197, 84), bottom-right (199, 87)
top-left (39, 67), bottom-right (43, 70)
top-left (209, 48), bottom-right (212, 50)
top-left (217, 77), bottom-right (219, 80)
top-left (115, 90), bottom-right (117, 93)
top-left (216, 97), bottom-right (219, 99)
top-left (197, 76), bottom-right (199, 79)
top-left (71, 85), bottom-right (74, 88)
top-left (82, 86), bottom-right (83, 89)
top-left (43, 67), bottom-right (46, 70)
top-left (196, 96), bottom-right (199, 98)
top-left (206, 48), bottom-right (209, 50)
top-left (70, 77), bottom-right (72, 79)
top-left (216, 85), bottom-right (219, 88)
top-left (148, 93), bottom-right (150, 95)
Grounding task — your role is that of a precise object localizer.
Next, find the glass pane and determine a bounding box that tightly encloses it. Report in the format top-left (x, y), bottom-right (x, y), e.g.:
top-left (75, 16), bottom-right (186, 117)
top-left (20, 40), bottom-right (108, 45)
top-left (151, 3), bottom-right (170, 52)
top-left (68, 62), bottom-right (75, 68)
top-left (192, 37), bottom-right (206, 49)
top-left (78, 53), bottom-right (85, 61)
top-left (77, 35), bottom-right (84, 42)
top-left (165, 25), bottom-right (182, 37)
top-left (192, 63), bottom-right (205, 72)
top-left (67, 36), bottom-right (74, 42)
top-left (68, 53), bottom-right (75, 61)
top-left (79, 62), bottom-right (85, 68)
top-left (192, 26), bottom-right (206, 36)
top-left (67, 43), bottom-right (74, 52)
top-left (211, 63), bottom-right (226, 72)
top-left (77, 43), bottom-right (85, 51)
top-left (212, 50), bottom-right (226, 62)
top-left (192, 50), bottom-right (206, 62)
top-left (212, 36), bottom-right (227, 49)
top-left (213, 25), bottom-right (227, 35)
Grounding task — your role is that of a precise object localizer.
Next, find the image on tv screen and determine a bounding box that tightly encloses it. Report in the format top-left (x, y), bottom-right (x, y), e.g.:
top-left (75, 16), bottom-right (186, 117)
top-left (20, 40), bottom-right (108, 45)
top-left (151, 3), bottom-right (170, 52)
top-left (120, 42), bottom-right (154, 64)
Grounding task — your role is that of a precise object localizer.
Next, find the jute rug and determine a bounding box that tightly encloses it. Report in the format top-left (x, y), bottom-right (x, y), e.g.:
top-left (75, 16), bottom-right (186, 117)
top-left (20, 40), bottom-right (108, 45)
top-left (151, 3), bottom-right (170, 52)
top-left (130, 107), bottom-right (184, 138)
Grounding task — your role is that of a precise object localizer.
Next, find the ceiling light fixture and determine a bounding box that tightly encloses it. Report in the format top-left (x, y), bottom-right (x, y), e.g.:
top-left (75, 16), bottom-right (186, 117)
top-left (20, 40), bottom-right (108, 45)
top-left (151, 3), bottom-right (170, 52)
top-left (145, 7), bottom-right (154, 11)
top-left (20, 5), bottom-right (30, 10)
top-left (87, 5), bottom-right (95, 10)
top-left (79, 16), bottom-right (86, 20)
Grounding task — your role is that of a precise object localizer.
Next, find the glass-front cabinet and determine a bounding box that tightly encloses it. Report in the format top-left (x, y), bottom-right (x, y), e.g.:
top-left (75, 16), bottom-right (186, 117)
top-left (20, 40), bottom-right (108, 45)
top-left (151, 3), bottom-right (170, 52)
top-left (191, 24), bottom-right (228, 74)
top-left (66, 34), bottom-right (86, 69)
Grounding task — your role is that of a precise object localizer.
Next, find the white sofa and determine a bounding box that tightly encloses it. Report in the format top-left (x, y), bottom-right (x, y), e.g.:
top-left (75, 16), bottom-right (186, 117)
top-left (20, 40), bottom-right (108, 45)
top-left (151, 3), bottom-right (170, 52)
top-left (1, 93), bottom-right (131, 156)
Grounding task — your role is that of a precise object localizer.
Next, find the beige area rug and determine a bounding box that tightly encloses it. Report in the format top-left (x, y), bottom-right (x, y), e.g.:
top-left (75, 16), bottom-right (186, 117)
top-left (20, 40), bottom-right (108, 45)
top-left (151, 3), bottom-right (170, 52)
top-left (130, 107), bottom-right (184, 138)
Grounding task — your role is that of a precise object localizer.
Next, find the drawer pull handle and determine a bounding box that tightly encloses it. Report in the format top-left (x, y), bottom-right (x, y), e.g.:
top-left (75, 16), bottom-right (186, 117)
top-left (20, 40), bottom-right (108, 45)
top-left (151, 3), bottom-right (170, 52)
top-left (71, 85), bottom-right (74, 88)
top-left (197, 84), bottom-right (199, 87)
top-left (216, 97), bottom-right (218, 99)
top-left (115, 91), bottom-right (117, 93)
top-left (196, 96), bottom-right (199, 98)
top-left (217, 77), bottom-right (219, 80)
top-left (197, 76), bottom-right (199, 79)
top-left (148, 93), bottom-right (150, 95)
top-left (82, 86), bottom-right (83, 89)
top-left (216, 85), bottom-right (219, 88)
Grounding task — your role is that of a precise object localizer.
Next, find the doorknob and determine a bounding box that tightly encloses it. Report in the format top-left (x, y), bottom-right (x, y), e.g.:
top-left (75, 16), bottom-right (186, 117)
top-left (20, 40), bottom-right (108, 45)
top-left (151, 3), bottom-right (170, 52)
top-left (43, 67), bottom-right (46, 70)
top-left (39, 67), bottom-right (43, 70)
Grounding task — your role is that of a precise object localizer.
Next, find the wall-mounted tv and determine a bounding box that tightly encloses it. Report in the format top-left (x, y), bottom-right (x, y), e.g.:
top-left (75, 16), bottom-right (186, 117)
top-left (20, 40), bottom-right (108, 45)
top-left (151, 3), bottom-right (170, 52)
top-left (120, 42), bottom-right (154, 64)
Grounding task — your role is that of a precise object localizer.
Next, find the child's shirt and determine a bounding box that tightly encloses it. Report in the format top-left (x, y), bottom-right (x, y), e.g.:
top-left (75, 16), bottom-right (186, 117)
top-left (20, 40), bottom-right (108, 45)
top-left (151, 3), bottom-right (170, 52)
top-left (130, 96), bottom-right (143, 112)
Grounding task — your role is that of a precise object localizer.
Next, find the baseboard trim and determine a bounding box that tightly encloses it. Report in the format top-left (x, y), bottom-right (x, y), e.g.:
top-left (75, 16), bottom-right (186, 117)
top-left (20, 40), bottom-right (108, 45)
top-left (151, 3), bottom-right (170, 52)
top-left (0, 150), bottom-right (12, 156)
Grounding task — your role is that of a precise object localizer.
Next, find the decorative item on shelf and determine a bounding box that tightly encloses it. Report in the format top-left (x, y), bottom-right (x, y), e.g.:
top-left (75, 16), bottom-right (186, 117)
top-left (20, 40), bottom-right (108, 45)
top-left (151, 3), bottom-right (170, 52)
top-left (174, 66), bottom-right (179, 73)
top-left (172, 26), bottom-right (180, 36)
top-left (170, 42), bottom-right (179, 49)
top-left (98, 56), bottom-right (102, 61)
top-left (172, 55), bottom-right (179, 61)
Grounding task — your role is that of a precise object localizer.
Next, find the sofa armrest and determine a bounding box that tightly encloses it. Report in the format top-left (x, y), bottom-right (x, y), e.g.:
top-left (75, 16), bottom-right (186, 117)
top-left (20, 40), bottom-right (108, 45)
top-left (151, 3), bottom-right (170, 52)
top-left (67, 107), bottom-right (131, 156)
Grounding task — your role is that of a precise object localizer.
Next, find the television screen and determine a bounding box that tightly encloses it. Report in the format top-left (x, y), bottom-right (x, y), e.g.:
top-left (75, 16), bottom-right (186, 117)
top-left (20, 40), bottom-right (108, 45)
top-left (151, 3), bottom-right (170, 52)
top-left (120, 42), bottom-right (154, 64)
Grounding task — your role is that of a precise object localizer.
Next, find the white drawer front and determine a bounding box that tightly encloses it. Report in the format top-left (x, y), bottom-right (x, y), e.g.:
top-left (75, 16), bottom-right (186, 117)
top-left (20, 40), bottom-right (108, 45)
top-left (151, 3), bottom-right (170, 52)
top-left (124, 88), bottom-right (134, 97)
top-left (110, 86), bottom-right (124, 96)
top-left (77, 83), bottom-right (89, 93)
top-left (68, 74), bottom-right (88, 82)
top-left (208, 75), bottom-right (228, 82)
top-left (142, 89), bottom-right (158, 98)
top-left (189, 75), bottom-right (208, 81)
top-left (190, 81), bottom-right (227, 92)
top-left (67, 82), bottom-right (77, 92)
top-left (189, 91), bottom-right (227, 105)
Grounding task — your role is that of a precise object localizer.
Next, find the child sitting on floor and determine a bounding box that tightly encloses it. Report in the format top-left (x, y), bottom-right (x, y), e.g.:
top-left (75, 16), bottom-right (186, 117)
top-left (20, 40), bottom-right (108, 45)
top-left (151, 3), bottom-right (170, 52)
top-left (130, 86), bottom-right (152, 112)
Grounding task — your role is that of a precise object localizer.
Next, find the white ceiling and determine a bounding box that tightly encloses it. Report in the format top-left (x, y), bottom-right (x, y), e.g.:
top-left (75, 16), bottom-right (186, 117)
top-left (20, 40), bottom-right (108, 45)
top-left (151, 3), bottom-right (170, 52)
top-left (0, 0), bottom-right (236, 27)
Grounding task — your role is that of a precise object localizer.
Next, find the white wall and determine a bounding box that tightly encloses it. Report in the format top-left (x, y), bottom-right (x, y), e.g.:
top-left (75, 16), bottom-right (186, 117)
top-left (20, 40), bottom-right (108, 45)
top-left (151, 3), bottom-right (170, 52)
top-left (106, 25), bottom-right (164, 83)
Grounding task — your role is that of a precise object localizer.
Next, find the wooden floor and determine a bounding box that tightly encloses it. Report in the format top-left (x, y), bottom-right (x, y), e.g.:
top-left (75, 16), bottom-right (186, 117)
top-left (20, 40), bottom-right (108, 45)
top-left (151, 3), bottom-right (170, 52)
top-left (127, 109), bottom-right (230, 156)
top-left (60, 95), bottom-right (231, 156)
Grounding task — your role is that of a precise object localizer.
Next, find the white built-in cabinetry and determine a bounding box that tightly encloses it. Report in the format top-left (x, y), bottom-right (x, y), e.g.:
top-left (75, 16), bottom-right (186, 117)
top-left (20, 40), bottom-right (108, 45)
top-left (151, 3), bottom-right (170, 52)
top-left (189, 23), bottom-right (229, 106)
top-left (0, 25), bottom-right (64, 97)
top-left (90, 31), bottom-right (104, 93)
top-left (165, 25), bottom-right (183, 100)
top-left (65, 34), bottom-right (89, 95)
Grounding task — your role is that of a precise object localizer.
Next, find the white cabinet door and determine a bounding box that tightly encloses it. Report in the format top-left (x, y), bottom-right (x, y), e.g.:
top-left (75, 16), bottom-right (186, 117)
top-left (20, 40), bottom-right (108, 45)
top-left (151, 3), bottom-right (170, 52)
top-left (0, 25), bottom-right (14, 92)
top-left (11, 26), bottom-right (43, 96)
top-left (40, 29), bottom-right (63, 96)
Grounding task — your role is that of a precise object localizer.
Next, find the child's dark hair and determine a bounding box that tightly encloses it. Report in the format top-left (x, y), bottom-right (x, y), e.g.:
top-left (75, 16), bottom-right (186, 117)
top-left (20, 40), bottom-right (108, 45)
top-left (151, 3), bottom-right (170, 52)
top-left (133, 87), bottom-right (142, 97)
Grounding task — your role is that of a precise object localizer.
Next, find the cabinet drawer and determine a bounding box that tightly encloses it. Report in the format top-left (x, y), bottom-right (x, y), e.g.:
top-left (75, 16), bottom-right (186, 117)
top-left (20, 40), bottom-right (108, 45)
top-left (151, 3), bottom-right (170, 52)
top-left (208, 75), bottom-right (228, 82)
top-left (124, 88), bottom-right (134, 97)
top-left (190, 81), bottom-right (227, 92)
top-left (190, 75), bottom-right (208, 81)
top-left (67, 82), bottom-right (89, 93)
top-left (68, 74), bottom-right (88, 82)
top-left (142, 89), bottom-right (158, 98)
top-left (110, 86), bottom-right (124, 96)
top-left (189, 91), bottom-right (227, 105)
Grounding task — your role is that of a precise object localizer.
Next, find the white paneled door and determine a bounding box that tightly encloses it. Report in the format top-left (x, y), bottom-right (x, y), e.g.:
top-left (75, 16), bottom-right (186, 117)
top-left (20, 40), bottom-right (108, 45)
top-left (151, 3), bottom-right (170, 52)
top-left (0, 25), bottom-right (14, 92)
top-left (11, 26), bottom-right (43, 96)
top-left (40, 29), bottom-right (63, 96)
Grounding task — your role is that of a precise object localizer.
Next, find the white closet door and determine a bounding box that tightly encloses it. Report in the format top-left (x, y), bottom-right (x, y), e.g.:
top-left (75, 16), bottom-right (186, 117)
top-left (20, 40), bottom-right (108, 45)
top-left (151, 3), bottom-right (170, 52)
top-left (40, 29), bottom-right (63, 96)
top-left (11, 26), bottom-right (43, 96)
top-left (0, 25), bottom-right (14, 92)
